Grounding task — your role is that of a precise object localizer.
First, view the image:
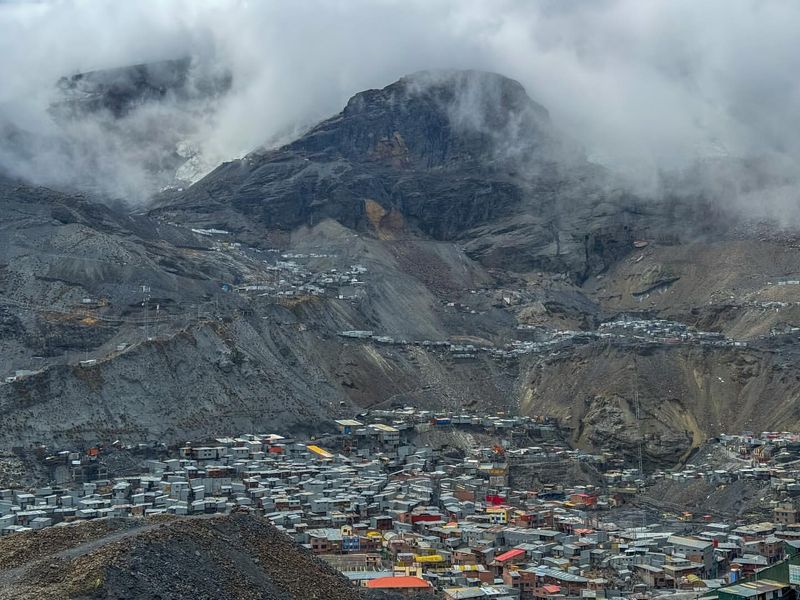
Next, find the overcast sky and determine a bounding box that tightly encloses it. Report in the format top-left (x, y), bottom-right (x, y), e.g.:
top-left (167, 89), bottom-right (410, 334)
top-left (1, 0), bottom-right (799, 200)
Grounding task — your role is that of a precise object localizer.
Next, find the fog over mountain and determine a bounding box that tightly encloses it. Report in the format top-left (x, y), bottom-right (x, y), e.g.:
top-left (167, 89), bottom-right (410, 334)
top-left (4, 0), bottom-right (800, 533)
top-left (1, 0), bottom-right (799, 216)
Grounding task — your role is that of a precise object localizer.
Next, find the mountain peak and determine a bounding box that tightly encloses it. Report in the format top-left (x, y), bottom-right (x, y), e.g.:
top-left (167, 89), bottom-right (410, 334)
top-left (289, 69), bottom-right (558, 169)
top-left (345, 69), bottom-right (544, 118)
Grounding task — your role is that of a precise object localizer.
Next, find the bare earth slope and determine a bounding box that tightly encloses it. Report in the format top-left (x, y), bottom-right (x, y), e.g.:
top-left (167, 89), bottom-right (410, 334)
top-left (0, 514), bottom-right (360, 600)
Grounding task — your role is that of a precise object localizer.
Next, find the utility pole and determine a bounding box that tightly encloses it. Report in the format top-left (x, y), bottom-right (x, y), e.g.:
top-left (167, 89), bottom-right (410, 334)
top-left (141, 285), bottom-right (151, 341)
top-left (636, 386), bottom-right (644, 480)
top-left (634, 356), bottom-right (646, 534)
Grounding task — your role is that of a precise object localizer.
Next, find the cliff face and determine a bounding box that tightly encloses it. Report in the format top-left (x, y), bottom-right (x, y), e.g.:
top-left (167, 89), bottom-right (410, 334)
top-left (156, 71), bottom-right (546, 234)
top-left (519, 342), bottom-right (800, 466)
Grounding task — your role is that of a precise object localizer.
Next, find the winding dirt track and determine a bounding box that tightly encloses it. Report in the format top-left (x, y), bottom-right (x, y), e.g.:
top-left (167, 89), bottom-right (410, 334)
top-left (0, 521), bottom-right (156, 592)
top-left (0, 514), bottom-right (220, 597)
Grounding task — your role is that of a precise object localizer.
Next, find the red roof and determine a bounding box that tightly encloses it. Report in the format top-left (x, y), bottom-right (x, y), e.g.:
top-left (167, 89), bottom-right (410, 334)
top-left (542, 584), bottom-right (562, 594)
top-left (366, 576), bottom-right (431, 589)
top-left (495, 548), bottom-right (525, 562)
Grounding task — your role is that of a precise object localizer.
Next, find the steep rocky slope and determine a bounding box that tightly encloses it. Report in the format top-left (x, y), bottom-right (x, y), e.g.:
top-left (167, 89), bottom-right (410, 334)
top-left (519, 341), bottom-right (800, 465)
top-left (1, 68), bottom-right (800, 469)
top-left (155, 70), bottom-right (731, 281)
top-left (0, 178), bottom-right (513, 449)
top-left (584, 238), bottom-right (800, 338)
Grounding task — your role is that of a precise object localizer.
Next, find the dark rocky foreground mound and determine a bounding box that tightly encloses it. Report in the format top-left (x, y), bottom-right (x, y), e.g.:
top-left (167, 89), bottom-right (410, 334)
top-left (0, 514), bottom-right (362, 599)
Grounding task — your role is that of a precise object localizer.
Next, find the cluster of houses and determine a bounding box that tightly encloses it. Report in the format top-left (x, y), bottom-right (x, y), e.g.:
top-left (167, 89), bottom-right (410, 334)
top-left (295, 420), bottom-right (800, 600)
top-left (7, 414), bottom-right (800, 598)
top-left (720, 432), bottom-right (800, 465)
top-left (338, 316), bottom-right (748, 365)
top-left (230, 248), bottom-right (369, 301)
top-left (186, 225), bottom-right (369, 301)
top-left (596, 318), bottom-right (739, 346)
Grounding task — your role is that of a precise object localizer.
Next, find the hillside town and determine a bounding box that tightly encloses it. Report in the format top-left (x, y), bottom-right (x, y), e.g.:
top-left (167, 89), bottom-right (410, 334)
top-left (4, 411), bottom-right (800, 598)
top-left (339, 314), bottom-right (749, 364)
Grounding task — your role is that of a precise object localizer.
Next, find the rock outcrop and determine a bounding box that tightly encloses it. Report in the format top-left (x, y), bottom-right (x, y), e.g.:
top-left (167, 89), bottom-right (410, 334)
top-left (157, 70), bottom-right (714, 281)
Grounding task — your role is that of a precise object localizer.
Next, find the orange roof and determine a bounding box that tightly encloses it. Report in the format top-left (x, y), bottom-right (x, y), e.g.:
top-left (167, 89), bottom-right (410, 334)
top-left (496, 548), bottom-right (525, 562)
top-left (366, 576), bottom-right (431, 589)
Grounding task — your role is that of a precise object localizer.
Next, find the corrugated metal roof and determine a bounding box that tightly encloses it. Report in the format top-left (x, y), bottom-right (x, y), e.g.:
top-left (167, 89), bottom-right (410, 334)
top-left (366, 576), bottom-right (431, 589)
top-left (495, 548), bottom-right (525, 562)
top-left (372, 423), bottom-right (399, 433)
top-left (524, 566), bottom-right (589, 583)
top-left (668, 535), bottom-right (713, 550)
top-left (720, 579), bottom-right (787, 598)
top-left (342, 571), bottom-right (393, 581)
top-left (306, 445), bottom-right (333, 458)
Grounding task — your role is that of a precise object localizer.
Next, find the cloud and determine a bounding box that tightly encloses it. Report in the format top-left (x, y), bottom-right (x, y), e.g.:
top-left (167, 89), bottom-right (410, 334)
top-left (1, 0), bottom-right (799, 210)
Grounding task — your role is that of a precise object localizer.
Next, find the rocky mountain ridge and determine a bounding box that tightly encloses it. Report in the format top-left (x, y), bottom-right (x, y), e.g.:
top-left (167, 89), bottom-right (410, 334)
top-left (1, 67), bottom-right (799, 470)
top-left (156, 70), bottom-right (727, 281)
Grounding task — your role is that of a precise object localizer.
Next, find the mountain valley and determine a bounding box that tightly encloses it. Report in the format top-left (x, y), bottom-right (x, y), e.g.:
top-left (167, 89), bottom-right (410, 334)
top-left (1, 67), bottom-right (799, 474)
